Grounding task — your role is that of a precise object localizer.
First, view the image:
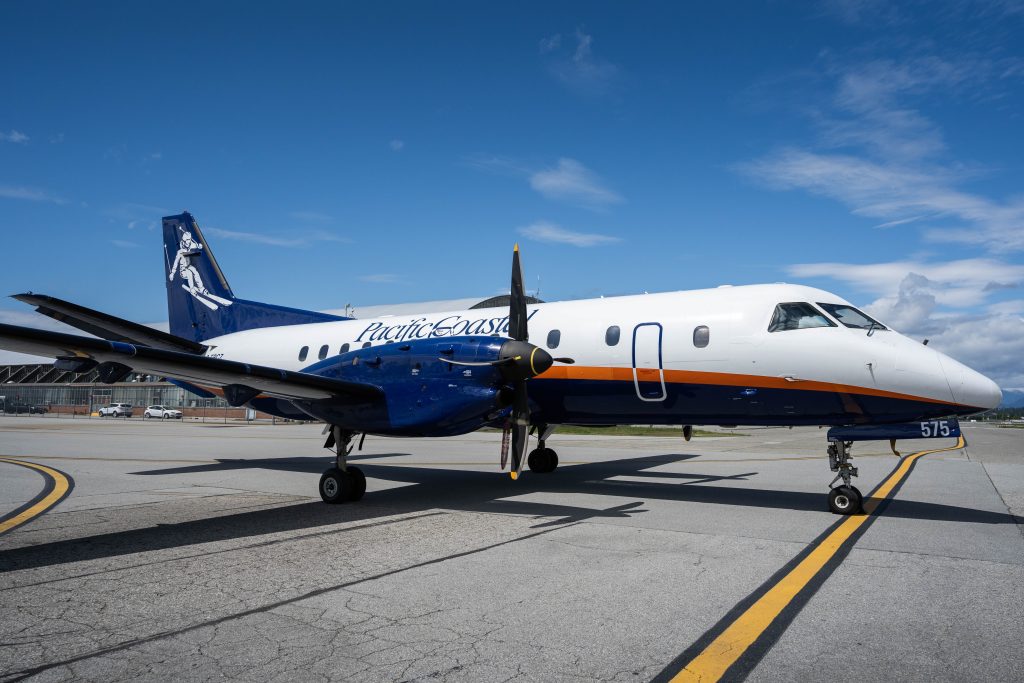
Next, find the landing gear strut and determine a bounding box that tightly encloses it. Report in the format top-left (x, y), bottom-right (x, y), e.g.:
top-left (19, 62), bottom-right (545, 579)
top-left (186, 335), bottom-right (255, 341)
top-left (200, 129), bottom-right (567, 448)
top-left (827, 439), bottom-right (862, 515)
top-left (527, 425), bottom-right (559, 474)
top-left (320, 426), bottom-right (366, 504)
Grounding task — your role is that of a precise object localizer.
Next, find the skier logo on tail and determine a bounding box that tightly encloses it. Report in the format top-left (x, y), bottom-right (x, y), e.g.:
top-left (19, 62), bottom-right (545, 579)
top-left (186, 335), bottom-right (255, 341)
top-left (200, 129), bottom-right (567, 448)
top-left (169, 228), bottom-right (233, 311)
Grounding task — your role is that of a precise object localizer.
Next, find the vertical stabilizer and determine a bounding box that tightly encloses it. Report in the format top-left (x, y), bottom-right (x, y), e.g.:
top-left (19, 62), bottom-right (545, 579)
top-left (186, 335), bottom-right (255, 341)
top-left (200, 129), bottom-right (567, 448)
top-left (163, 212), bottom-right (346, 342)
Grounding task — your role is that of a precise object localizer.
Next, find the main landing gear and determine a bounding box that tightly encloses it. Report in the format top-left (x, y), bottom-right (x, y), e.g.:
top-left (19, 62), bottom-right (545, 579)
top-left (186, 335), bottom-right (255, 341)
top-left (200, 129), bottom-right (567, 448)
top-left (320, 426), bottom-right (366, 504)
top-left (827, 439), bottom-right (862, 515)
top-left (527, 426), bottom-right (559, 474)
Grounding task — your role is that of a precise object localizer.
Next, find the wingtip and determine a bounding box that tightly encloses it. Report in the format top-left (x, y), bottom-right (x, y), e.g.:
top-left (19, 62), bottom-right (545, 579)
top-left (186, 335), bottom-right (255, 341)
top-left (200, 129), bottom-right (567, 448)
top-left (514, 243), bottom-right (519, 253)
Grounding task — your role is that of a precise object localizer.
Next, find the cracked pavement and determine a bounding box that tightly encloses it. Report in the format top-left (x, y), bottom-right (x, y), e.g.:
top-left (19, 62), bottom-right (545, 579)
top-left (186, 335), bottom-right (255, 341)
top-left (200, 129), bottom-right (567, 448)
top-left (1, 417), bottom-right (1022, 681)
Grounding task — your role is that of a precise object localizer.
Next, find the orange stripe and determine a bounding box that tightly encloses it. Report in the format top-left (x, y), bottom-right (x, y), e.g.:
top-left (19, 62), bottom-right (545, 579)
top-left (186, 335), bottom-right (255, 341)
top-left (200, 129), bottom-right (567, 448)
top-left (536, 365), bottom-right (956, 406)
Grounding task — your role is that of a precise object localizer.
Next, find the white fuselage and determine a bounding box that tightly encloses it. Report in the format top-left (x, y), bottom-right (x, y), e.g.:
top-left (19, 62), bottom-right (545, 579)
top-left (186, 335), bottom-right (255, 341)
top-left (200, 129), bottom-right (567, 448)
top-left (202, 283), bottom-right (1001, 424)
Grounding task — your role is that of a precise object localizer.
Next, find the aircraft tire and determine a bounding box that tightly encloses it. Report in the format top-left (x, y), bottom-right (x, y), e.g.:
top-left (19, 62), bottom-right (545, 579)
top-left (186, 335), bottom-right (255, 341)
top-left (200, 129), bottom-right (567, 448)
top-left (828, 485), bottom-right (862, 515)
top-left (348, 466), bottom-right (367, 501)
top-left (319, 467), bottom-right (353, 504)
top-left (527, 448), bottom-right (558, 473)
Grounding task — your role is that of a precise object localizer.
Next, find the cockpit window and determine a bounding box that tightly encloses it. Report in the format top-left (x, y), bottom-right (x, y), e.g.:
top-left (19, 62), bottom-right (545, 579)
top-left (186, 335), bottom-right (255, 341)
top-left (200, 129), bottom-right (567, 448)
top-left (817, 303), bottom-right (887, 331)
top-left (768, 302), bottom-right (836, 332)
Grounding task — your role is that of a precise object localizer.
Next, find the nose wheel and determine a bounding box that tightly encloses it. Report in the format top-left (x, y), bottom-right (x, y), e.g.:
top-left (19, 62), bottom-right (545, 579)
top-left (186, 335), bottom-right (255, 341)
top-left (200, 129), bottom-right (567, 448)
top-left (527, 444), bottom-right (558, 473)
top-left (827, 440), bottom-right (863, 515)
top-left (828, 485), bottom-right (862, 514)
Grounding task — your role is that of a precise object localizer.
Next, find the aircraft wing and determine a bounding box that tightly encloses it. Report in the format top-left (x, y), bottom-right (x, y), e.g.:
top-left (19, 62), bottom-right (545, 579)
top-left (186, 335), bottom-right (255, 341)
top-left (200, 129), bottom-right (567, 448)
top-left (12, 292), bottom-right (207, 354)
top-left (0, 323), bottom-right (382, 403)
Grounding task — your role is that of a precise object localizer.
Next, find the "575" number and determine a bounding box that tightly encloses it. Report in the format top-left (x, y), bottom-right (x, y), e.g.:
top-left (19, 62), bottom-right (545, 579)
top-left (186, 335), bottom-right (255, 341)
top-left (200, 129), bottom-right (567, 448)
top-left (920, 420), bottom-right (952, 437)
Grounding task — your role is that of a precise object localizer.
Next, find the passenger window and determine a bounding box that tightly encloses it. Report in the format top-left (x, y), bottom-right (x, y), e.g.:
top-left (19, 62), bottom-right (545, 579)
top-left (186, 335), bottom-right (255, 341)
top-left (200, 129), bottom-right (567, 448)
top-left (693, 325), bottom-right (710, 348)
top-left (547, 329), bottom-right (561, 349)
top-left (340, 343), bottom-right (350, 354)
top-left (768, 303), bottom-right (836, 332)
top-left (605, 325), bottom-right (620, 346)
top-left (318, 344), bottom-right (328, 360)
top-left (298, 346), bottom-right (309, 361)
top-left (817, 303), bottom-right (887, 331)
top-left (362, 342), bottom-right (371, 349)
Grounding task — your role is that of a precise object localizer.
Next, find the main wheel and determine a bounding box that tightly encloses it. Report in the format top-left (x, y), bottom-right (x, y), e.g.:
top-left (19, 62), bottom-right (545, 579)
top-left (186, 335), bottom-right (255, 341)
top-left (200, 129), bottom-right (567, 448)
top-left (348, 466), bottom-right (367, 501)
top-left (828, 485), bottom-right (863, 515)
top-left (319, 467), bottom-right (353, 504)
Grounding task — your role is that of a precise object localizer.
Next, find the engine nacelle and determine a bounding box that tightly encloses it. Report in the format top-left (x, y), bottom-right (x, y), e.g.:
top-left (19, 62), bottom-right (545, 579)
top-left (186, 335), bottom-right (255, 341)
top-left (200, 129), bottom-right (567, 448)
top-left (301, 336), bottom-right (512, 435)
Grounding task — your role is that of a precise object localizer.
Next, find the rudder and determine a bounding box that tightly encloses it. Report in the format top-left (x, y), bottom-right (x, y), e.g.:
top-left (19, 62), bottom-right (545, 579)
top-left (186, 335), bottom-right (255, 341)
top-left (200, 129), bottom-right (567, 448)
top-left (163, 212), bottom-right (346, 342)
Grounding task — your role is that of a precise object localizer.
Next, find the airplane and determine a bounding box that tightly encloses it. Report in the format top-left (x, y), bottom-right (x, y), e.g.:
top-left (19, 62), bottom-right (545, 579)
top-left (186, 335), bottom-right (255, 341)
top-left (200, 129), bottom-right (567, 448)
top-left (0, 211), bottom-right (1002, 515)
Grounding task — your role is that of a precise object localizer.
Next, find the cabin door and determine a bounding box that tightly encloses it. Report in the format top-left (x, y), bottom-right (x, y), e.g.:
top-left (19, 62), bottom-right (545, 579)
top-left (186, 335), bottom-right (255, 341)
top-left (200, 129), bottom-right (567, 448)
top-left (632, 323), bottom-right (666, 401)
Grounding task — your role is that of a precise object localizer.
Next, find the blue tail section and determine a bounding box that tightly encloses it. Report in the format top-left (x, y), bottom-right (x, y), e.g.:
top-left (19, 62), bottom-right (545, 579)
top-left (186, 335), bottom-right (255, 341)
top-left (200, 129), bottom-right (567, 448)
top-left (163, 212), bottom-right (347, 342)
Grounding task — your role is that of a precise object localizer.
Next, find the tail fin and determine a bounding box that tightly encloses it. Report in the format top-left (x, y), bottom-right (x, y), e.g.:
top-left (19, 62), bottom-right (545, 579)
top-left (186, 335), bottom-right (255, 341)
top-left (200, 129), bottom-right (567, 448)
top-left (163, 212), bottom-right (347, 342)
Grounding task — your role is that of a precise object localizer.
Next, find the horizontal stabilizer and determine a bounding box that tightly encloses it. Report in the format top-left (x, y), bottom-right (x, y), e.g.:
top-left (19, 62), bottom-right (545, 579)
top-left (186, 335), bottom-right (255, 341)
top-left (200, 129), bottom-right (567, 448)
top-left (0, 322), bottom-right (383, 404)
top-left (13, 292), bottom-right (206, 354)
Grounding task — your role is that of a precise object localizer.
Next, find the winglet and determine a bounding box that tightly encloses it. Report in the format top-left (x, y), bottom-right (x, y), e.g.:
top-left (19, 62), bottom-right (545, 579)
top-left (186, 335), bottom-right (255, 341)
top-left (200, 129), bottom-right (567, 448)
top-left (514, 242), bottom-right (519, 253)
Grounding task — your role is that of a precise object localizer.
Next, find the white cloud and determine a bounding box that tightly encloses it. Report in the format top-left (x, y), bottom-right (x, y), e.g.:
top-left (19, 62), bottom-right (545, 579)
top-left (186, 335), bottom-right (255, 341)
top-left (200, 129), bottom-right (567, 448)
top-left (0, 130), bottom-right (29, 144)
top-left (0, 184), bottom-right (65, 204)
top-left (204, 227), bottom-right (348, 248)
top-left (389, 139), bottom-right (404, 152)
top-left (737, 52), bottom-right (1024, 251)
top-left (545, 29), bottom-right (621, 95)
top-left (529, 158), bottom-right (623, 208)
top-left (788, 258), bottom-right (1024, 308)
top-left (289, 211), bottom-right (333, 223)
top-left (539, 33), bottom-right (561, 54)
top-left (359, 273), bottom-right (403, 284)
top-left (738, 149), bottom-right (1024, 251)
top-left (518, 221), bottom-right (620, 247)
top-left (110, 239), bottom-right (139, 249)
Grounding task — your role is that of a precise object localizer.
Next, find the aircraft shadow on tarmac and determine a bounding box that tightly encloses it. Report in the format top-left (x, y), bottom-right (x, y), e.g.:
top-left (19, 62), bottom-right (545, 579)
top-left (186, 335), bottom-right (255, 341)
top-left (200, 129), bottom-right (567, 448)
top-left (0, 452), bottom-right (1017, 573)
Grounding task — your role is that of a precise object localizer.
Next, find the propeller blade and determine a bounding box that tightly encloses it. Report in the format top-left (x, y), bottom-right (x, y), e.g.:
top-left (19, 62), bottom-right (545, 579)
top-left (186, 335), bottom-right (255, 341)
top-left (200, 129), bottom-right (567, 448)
top-left (509, 380), bottom-right (530, 480)
top-left (508, 244), bottom-right (528, 342)
top-left (553, 357), bottom-right (575, 364)
top-left (500, 425), bottom-right (510, 470)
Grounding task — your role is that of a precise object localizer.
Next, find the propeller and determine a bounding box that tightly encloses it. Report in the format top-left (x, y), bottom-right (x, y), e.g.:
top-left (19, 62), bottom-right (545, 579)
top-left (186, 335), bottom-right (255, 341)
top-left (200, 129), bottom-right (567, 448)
top-left (501, 244), bottom-right (573, 480)
top-left (440, 245), bottom-right (573, 478)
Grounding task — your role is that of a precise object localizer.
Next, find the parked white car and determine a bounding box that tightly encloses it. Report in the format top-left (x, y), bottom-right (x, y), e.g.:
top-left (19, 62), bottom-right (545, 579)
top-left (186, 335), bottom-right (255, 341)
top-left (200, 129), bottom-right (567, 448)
top-left (98, 403), bottom-right (133, 418)
top-left (144, 405), bottom-right (183, 420)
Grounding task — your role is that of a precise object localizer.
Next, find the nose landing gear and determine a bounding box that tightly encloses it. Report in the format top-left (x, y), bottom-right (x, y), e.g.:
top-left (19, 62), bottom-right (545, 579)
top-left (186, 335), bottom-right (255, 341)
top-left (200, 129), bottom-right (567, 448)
top-left (320, 426), bottom-right (366, 504)
top-left (827, 439), bottom-right (862, 515)
top-left (527, 425), bottom-right (559, 474)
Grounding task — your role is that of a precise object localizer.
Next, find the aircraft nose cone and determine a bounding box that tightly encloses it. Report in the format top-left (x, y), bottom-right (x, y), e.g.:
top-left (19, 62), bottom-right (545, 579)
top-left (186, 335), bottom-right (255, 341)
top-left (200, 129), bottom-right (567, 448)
top-left (940, 352), bottom-right (1002, 411)
top-left (974, 372), bottom-right (1003, 411)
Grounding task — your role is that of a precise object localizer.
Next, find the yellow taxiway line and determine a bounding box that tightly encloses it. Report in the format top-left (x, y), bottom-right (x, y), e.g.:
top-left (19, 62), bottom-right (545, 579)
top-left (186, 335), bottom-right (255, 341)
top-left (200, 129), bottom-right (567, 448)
top-left (0, 457), bottom-right (74, 536)
top-left (660, 435), bottom-right (966, 683)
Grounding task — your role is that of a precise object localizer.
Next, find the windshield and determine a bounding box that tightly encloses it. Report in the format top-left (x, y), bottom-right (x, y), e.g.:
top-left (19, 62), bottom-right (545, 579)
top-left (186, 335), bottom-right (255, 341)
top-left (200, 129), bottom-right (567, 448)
top-left (767, 302), bottom-right (836, 332)
top-left (817, 303), bottom-right (887, 330)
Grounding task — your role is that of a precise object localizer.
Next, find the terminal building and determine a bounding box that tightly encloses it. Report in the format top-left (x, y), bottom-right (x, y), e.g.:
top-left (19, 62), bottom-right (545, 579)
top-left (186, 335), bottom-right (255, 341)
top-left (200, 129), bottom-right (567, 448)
top-left (0, 362), bottom-right (234, 417)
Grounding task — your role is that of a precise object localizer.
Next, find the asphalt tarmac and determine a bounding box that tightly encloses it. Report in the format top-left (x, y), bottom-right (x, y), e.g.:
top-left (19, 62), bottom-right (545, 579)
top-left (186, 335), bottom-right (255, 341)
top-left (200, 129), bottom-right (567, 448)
top-left (0, 416), bottom-right (1021, 682)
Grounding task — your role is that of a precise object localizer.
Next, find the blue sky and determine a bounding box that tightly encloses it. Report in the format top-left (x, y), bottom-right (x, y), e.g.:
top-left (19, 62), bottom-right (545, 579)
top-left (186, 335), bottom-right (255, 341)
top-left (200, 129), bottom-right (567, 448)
top-left (2, 1), bottom-right (1023, 387)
